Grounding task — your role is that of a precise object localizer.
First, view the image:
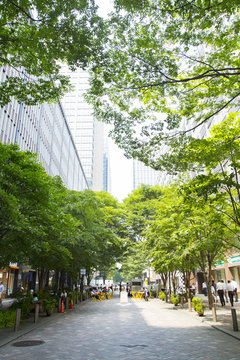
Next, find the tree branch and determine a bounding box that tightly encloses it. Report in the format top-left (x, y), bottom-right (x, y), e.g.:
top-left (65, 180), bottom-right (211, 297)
top-left (171, 91), bottom-right (240, 137)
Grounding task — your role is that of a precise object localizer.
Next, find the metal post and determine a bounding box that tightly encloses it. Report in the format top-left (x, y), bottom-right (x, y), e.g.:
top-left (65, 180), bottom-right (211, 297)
top-left (212, 304), bottom-right (217, 322)
top-left (231, 308), bottom-right (239, 331)
top-left (65, 297), bottom-right (68, 310)
top-left (34, 303), bottom-right (39, 323)
top-left (14, 309), bottom-right (21, 331)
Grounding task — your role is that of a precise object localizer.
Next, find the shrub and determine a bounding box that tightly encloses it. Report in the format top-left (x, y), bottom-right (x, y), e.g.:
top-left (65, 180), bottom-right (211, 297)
top-left (192, 297), bottom-right (202, 311)
top-left (192, 297), bottom-right (205, 315)
top-left (195, 303), bottom-right (205, 315)
top-left (159, 291), bottom-right (166, 301)
top-left (0, 309), bottom-right (17, 328)
top-left (170, 294), bottom-right (180, 306)
top-left (44, 297), bottom-right (57, 312)
top-left (10, 295), bottom-right (32, 318)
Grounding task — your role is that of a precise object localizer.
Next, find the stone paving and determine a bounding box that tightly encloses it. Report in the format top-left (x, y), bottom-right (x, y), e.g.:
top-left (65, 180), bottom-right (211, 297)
top-left (1, 295), bottom-right (240, 360)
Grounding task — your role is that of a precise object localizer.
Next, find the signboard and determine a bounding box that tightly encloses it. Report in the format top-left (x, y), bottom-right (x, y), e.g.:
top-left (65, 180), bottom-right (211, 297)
top-left (215, 261), bottom-right (224, 267)
top-left (80, 269), bottom-right (86, 275)
top-left (9, 262), bottom-right (19, 269)
top-left (227, 256), bottom-right (240, 264)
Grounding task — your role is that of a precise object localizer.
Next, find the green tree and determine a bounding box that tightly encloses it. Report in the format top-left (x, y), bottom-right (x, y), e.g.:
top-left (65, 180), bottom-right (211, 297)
top-left (86, 1), bottom-right (240, 168)
top-left (144, 183), bottom-right (232, 307)
top-left (64, 190), bottom-right (124, 287)
top-left (0, 143), bottom-right (79, 287)
top-left (121, 185), bottom-right (164, 281)
top-left (0, 0), bottom-right (106, 105)
top-left (0, 143), bottom-right (57, 266)
top-left (177, 113), bottom-right (240, 241)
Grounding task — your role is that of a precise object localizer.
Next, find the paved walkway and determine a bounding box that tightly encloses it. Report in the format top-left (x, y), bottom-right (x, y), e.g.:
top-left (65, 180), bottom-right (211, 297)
top-left (1, 295), bottom-right (240, 359)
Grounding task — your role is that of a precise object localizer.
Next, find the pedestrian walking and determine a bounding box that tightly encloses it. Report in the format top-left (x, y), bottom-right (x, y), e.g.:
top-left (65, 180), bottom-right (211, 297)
top-left (211, 283), bottom-right (217, 303)
top-left (202, 282), bottom-right (207, 296)
top-left (223, 281), bottom-right (228, 303)
top-left (232, 279), bottom-right (238, 302)
top-left (216, 280), bottom-right (225, 306)
top-left (227, 280), bottom-right (235, 307)
top-left (0, 282), bottom-right (4, 300)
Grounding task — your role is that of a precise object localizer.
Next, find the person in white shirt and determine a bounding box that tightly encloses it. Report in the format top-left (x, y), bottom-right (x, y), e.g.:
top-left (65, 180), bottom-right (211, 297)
top-left (202, 282), bottom-right (207, 296)
top-left (232, 279), bottom-right (238, 302)
top-left (227, 280), bottom-right (235, 306)
top-left (223, 282), bottom-right (228, 303)
top-left (0, 282), bottom-right (4, 301)
top-left (216, 280), bottom-right (225, 306)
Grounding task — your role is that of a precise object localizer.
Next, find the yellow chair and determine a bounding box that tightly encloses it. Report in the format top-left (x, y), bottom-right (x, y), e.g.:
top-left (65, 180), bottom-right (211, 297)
top-left (131, 291), bottom-right (138, 299)
top-left (99, 292), bottom-right (106, 301)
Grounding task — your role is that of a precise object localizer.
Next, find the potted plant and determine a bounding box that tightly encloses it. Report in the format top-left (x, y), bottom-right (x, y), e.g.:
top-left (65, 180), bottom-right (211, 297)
top-left (159, 291), bottom-right (166, 301)
top-left (195, 303), bottom-right (205, 316)
top-left (44, 298), bottom-right (57, 316)
top-left (192, 297), bottom-right (205, 316)
top-left (170, 294), bottom-right (180, 306)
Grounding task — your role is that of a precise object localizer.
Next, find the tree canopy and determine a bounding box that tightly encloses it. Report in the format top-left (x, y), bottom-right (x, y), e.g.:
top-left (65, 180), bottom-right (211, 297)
top-left (0, 0), bottom-right (106, 105)
top-left (86, 0), bottom-right (240, 169)
top-left (0, 143), bottom-right (126, 287)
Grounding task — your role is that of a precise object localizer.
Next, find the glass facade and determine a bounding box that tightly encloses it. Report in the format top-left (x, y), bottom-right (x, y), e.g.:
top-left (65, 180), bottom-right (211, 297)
top-left (61, 67), bottom-right (104, 190)
top-left (133, 159), bottom-right (160, 190)
top-left (0, 66), bottom-right (88, 191)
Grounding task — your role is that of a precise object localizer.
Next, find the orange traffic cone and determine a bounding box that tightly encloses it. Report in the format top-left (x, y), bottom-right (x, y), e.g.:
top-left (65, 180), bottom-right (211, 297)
top-left (69, 298), bottom-right (74, 309)
top-left (59, 300), bottom-right (64, 313)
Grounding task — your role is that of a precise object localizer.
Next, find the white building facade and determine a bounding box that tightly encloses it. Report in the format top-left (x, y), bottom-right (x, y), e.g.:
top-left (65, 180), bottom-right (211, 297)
top-left (61, 67), bottom-right (105, 190)
top-left (0, 66), bottom-right (88, 191)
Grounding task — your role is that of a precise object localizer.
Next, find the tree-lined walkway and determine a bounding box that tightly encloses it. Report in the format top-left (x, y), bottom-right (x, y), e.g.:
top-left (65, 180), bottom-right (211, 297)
top-left (1, 295), bottom-right (240, 360)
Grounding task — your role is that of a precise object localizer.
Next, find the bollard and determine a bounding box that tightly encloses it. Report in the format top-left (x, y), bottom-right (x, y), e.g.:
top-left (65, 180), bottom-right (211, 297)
top-left (65, 297), bottom-right (68, 310)
top-left (14, 308), bottom-right (21, 332)
top-left (188, 298), bottom-right (192, 312)
top-left (212, 304), bottom-right (217, 322)
top-left (34, 303), bottom-right (39, 323)
top-left (231, 308), bottom-right (238, 331)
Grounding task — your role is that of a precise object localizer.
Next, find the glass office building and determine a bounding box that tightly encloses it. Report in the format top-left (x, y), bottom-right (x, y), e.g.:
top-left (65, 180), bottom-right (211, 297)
top-left (133, 159), bottom-right (160, 190)
top-left (61, 67), bottom-right (104, 190)
top-left (0, 66), bottom-right (88, 191)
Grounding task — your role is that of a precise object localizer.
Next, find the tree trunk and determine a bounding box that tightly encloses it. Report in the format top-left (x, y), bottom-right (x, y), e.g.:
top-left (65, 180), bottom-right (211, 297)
top-left (207, 264), bottom-right (214, 309)
top-left (185, 271), bottom-right (192, 311)
top-left (80, 275), bottom-right (84, 301)
top-left (38, 268), bottom-right (48, 290)
top-left (160, 273), bottom-right (168, 302)
top-left (60, 271), bottom-right (66, 290)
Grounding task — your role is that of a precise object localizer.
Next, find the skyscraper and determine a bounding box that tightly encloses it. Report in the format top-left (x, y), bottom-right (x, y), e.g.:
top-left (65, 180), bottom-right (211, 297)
top-left (61, 67), bottom-right (105, 190)
top-left (0, 66), bottom-right (88, 191)
top-left (133, 159), bottom-right (160, 190)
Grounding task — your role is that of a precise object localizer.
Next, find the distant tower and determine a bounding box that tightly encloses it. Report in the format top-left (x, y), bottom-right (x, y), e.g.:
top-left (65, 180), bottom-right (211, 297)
top-left (103, 140), bottom-right (111, 192)
top-left (61, 67), bottom-right (104, 190)
top-left (133, 159), bottom-right (159, 190)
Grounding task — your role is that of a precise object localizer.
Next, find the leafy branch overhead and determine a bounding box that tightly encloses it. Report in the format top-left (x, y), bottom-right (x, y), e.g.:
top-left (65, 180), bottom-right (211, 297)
top-left (0, 0), bottom-right (107, 105)
top-left (86, 0), bottom-right (240, 169)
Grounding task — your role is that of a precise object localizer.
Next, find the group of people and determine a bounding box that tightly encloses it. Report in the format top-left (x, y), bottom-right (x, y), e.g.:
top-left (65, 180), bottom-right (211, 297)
top-left (91, 286), bottom-right (113, 300)
top-left (202, 279), bottom-right (238, 307)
